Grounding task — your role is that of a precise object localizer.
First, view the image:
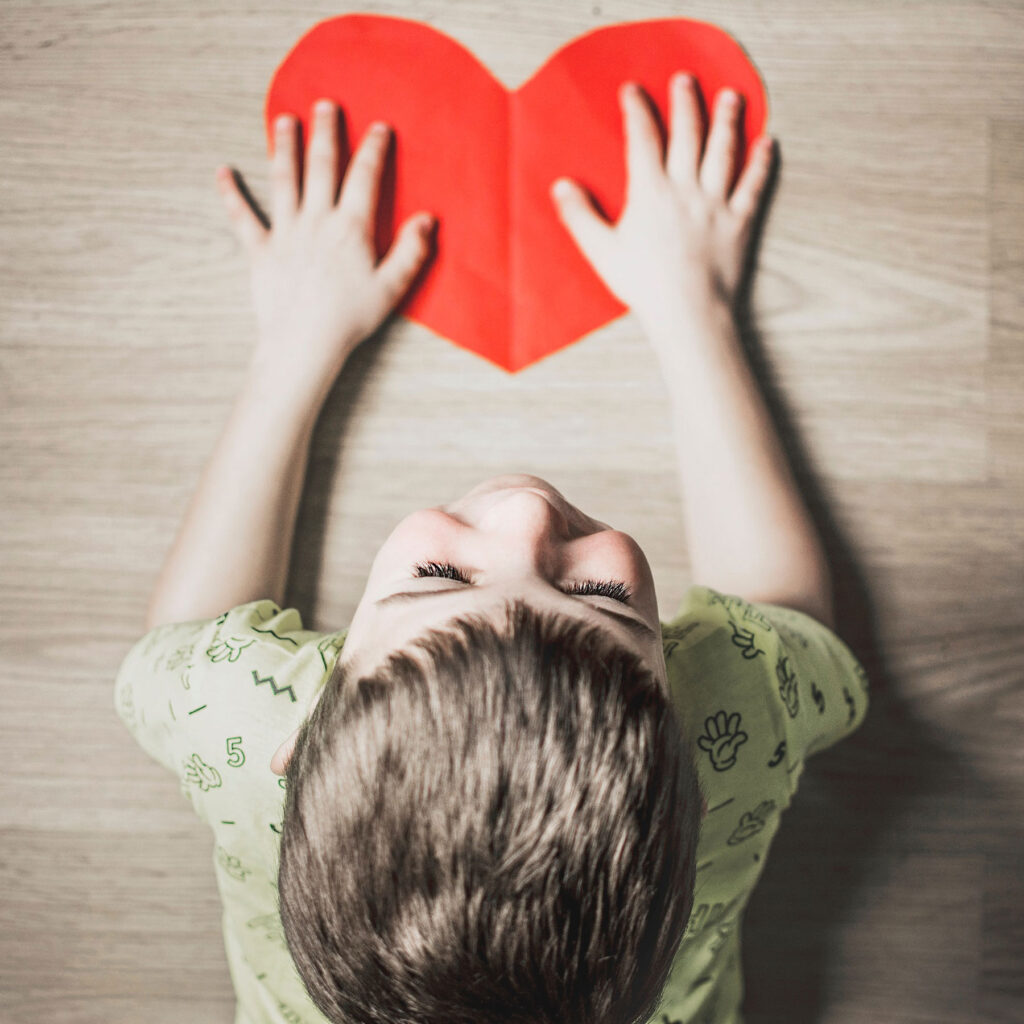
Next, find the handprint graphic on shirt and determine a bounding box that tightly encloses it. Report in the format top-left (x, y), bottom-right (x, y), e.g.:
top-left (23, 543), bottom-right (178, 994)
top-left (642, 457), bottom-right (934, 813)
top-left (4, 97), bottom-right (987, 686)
top-left (727, 800), bottom-right (776, 845)
top-left (728, 621), bottom-right (764, 660)
top-left (164, 643), bottom-right (194, 672)
top-left (247, 913), bottom-right (289, 949)
top-left (207, 635), bottom-right (255, 663)
top-left (317, 634), bottom-right (346, 670)
top-left (697, 711), bottom-right (749, 771)
top-left (183, 753), bottom-right (223, 792)
top-left (776, 655), bottom-right (799, 718)
top-left (205, 630), bottom-right (256, 663)
top-left (216, 845), bottom-right (253, 883)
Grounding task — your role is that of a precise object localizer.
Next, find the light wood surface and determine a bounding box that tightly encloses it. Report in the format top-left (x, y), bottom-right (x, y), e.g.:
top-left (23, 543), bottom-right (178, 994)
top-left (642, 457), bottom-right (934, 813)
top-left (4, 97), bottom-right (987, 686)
top-left (1, 2), bottom-right (1021, 1021)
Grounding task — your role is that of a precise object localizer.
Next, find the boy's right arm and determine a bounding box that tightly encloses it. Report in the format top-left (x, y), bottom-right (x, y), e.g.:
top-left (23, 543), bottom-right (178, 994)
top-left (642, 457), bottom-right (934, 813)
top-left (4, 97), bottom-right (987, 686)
top-left (653, 293), bottom-right (834, 629)
top-left (551, 74), bottom-right (833, 629)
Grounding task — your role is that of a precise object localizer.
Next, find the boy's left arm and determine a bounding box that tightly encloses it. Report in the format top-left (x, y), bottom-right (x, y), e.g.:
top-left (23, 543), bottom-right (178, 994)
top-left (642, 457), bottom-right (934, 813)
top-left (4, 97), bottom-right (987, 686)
top-left (144, 99), bottom-right (436, 630)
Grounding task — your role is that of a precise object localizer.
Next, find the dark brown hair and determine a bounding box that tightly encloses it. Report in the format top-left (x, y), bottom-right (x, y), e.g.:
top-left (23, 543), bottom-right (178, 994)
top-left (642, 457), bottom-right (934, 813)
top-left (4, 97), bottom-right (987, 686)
top-left (278, 598), bottom-right (703, 1024)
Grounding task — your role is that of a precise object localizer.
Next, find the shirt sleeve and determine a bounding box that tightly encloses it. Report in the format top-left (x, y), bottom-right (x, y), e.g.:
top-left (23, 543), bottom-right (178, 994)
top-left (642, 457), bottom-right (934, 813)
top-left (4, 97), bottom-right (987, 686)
top-left (112, 600), bottom-right (345, 801)
top-left (754, 599), bottom-right (869, 767)
top-left (670, 587), bottom-right (870, 795)
top-left (653, 586), bottom-right (870, 1024)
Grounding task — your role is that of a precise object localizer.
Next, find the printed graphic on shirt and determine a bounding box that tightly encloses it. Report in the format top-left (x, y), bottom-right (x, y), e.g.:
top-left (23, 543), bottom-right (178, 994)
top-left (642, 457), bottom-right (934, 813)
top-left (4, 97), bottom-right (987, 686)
top-left (247, 913), bottom-right (289, 949)
top-left (226, 736), bottom-right (246, 767)
top-left (663, 620), bottom-right (702, 659)
top-left (728, 620), bottom-right (765, 660)
top-left (683, 895), bottom-right (743, 940)
top-left (705, 592), bottom-right (775, 634)
top-left (775, 654), bottom-right (799, 718)
top-left (116, 679), bottom-right (135, 730)
top-left (776, 621), bottom-right (811, 650)
top-left (843, 686), bottom-right (857, 724)
top-left (208, 634), bottom-right (255, 663)
top-left (274, 1000), bottom-right (308, 1024)
top-left (252, 667), bottom-right (298, 704)
top-left (216, 846), bottom-right (254, 883)
top-left (165, 643), bottom-right (193, 672)
top-left (696, 711), bottom-right (749, 772)
top-left (708, 916), bottom-right (737, 954)
top-left (852, 658), bottom-right (870, 693)
top-left (316, 633), bottom-right (346, 668)
top-left (726, 801), bottom-right (776, 845)
top-left (811, 681), bottom-right (826, 714)
top-left (184, 753), bottom-right (223, 792)
top-left (767, 739), bottom-right (786, 767)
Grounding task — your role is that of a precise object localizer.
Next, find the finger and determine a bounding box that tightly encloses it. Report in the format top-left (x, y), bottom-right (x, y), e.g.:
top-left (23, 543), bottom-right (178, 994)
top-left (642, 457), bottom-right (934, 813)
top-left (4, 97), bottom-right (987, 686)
top-left (303, 98), bottom-right (342, 214)
top-left (699, 88), bottom-right (743, 199)
top-left (270, 113), bottom-right (300, 224)
top-left (336, 121), bottom-right (391, 227)
top-left (729, 134), bottom-right (775, 222)
top-left (374, 212), bottom-right (435, 308)
top-left (215, 166), bottom-right (268, 253)
top-left (620, 81), bottom-right (665, 199)
top-left (549, 177), bottom-right (615, 280)
top-left (665, 71), bottom-right (704, 185)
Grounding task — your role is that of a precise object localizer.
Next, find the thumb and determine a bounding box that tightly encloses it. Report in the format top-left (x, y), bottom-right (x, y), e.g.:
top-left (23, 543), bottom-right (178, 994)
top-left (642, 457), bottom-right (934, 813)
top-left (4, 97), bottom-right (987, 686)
top-left (215, 165), bottom-right (267, 254)
top-left (550, 177), bottom-right (614, 274)
top-left (376, 212), bottom-right (434, 302)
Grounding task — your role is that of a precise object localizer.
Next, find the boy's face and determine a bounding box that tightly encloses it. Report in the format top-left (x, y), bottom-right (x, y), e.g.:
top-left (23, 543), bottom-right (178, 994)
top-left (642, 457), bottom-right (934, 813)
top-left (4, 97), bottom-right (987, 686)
top-left (271, 473), bottom-right (667, 775)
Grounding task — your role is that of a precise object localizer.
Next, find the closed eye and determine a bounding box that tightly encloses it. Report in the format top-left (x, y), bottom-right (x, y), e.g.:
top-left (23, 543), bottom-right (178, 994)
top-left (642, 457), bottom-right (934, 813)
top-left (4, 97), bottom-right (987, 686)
top-left (412, 560), bottom-right (634, 604)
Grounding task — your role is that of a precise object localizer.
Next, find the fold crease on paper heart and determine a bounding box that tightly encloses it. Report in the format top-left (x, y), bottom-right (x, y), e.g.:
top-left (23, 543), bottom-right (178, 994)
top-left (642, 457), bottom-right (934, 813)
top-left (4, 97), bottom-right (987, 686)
top-left (266, 14), bottom-right (769, 373)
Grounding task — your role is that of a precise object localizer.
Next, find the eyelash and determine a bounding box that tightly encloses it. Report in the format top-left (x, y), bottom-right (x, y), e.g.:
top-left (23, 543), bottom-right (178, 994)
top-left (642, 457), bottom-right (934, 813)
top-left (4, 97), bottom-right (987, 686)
top-left (412, 560), bottom-right (633, 604)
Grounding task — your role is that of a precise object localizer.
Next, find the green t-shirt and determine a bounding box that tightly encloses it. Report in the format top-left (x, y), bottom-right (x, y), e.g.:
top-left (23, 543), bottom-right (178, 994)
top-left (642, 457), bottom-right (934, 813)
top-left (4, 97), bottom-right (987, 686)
top-left (113, 585), bottom-right (868, 1024)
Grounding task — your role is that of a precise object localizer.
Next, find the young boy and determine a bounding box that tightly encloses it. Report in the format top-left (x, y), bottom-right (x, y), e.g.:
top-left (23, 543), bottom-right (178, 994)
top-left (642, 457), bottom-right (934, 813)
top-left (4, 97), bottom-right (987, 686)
top-left (114, 73), bottom-right (868, 1024)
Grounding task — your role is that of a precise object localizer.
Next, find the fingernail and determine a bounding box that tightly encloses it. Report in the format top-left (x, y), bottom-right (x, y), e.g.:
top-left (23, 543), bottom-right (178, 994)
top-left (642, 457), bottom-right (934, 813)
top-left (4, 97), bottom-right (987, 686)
top-left (371, 120), bottom-right (390, 135)
top-left (275, 114), bottom-right (291, 131)
top-left (674, 72), bottom-right (693, 88)
top-left (316, 98), bottom-right (334, 114)
top-left (552, 178), bottom-right (572, 199)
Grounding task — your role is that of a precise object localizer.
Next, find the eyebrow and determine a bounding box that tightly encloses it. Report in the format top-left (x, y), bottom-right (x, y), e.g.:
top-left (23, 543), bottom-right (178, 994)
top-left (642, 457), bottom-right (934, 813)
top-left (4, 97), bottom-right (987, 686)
top-left (374, 587), bottom-right (660, 645)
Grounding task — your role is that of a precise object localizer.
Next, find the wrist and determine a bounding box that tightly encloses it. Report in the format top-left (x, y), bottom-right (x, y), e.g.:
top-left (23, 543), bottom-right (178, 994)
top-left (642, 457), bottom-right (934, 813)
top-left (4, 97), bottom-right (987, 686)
top-left (246, 333), bottom-right (358, 410)
top-left (637, 289), bottom-right (739, 360)
top-left (240, 359), bottom-right (328, 438)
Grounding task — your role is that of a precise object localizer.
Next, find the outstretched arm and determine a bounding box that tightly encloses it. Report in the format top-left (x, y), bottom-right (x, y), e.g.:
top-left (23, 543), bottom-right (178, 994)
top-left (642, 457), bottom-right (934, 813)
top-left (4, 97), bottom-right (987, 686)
top-left (551, 76), bottom-right (832, 628)
top-left (145, 99), bottom-right (436, 630)
top-left (652, 294), bottom-right (834, 629)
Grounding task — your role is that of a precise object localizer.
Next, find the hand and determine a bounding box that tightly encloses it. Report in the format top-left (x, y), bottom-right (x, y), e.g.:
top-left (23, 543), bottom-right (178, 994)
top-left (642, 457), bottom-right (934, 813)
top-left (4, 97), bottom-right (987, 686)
top-left (549, 74), bottom-right (775, 330)
top-left (216, 98), bottom-right (436, 393)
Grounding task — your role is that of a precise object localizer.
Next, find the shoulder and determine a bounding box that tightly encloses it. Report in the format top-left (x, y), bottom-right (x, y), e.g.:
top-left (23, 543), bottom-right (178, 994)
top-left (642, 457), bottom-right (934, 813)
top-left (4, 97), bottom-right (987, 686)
top-left (113, 600), bottom-right (348, 806)
top-left (660, 584), bottom-right (869, 791)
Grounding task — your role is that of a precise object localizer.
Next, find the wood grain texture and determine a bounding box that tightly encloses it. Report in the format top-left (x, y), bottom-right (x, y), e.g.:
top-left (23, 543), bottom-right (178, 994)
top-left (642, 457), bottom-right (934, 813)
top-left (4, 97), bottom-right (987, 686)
top-left (1, 1), bottom-right (1021, 1021)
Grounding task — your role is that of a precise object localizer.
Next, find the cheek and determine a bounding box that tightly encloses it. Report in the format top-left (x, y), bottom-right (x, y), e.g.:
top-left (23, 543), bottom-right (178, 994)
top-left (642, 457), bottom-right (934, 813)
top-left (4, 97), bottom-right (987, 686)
top-left (590, 530), bottom-right (650, 577)
top-left (371, 509), bottom-right (454, 578)
top-left (588, 532), bottom-right (656, 608)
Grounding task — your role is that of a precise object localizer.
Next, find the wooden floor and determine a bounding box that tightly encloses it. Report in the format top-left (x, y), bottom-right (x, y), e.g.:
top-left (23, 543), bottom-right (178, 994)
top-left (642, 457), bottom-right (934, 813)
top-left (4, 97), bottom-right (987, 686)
top-left (1, 2), bottom-right (1021, 1021)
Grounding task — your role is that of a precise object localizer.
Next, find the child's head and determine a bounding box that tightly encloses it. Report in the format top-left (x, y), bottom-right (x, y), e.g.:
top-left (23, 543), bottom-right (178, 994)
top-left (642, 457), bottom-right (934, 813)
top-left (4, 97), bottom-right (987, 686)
top-left (275, 474), bottom-right (705, 1023)
top-left (272, 472), bottom-right (670, 777)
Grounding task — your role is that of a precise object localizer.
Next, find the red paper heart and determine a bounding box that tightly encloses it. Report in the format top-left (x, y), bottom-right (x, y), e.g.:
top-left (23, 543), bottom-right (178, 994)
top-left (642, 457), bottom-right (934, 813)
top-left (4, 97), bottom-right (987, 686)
top-left (266, 15), bottom-right (768, 373)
